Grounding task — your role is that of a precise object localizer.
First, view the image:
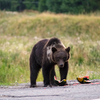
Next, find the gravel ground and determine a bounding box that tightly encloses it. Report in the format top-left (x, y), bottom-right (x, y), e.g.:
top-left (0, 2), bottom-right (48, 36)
top-left (0, 79), bottom-right (100, 100)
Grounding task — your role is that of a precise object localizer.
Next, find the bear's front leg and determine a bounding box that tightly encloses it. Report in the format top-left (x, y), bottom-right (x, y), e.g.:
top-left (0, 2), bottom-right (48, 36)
top-left (49, 66), bottom-right (57, 86)
top-left (59, 62), bottom-right (69, 84)
top-left (42, 65), bottom-right (51, 87)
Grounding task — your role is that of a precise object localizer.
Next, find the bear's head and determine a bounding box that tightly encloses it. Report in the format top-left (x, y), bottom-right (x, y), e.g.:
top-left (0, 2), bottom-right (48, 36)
top-left (52, 47), bottom-right (70, 68)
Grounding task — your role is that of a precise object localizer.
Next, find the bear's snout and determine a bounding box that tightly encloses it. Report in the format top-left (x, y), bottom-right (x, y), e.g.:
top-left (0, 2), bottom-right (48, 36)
top-left (59, 64), bottom-right (64, 68)
top-left (58, 60), bottom-right (64, 68)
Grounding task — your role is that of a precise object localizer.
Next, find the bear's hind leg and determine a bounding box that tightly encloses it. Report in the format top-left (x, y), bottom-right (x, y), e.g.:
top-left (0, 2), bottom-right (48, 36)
top-left (30, 61), bottom-right (41, 87)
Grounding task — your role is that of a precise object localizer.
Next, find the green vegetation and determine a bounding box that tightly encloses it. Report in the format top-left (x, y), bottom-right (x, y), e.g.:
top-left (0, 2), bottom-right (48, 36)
top-left (0, 0), bottom-right (100, 14)
top-left (0, 11), bottom-right (100, 85)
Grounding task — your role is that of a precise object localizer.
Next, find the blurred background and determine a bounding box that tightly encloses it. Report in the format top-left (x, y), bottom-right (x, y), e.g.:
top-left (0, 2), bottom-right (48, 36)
top-left (0, 0), bottom-right (100, 85)
top-left (0, 0), bottom-right (100, 13)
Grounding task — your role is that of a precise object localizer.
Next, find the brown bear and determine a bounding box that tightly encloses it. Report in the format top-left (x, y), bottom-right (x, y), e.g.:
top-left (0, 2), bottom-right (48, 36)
top-left (29, 37), bottom-right (70, 87)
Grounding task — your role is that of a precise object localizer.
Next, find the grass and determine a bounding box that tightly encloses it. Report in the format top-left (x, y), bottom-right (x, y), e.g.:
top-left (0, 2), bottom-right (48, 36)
top-left (0, 10), bottom-right (100, 85)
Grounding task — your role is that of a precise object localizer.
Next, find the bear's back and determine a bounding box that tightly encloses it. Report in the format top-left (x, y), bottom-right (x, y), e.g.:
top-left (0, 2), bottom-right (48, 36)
top-left (31, 39), bottom-right (48, 66)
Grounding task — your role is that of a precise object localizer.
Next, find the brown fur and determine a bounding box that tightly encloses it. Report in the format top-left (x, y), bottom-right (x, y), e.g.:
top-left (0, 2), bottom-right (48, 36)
top-left (29, 37), bottom-right (70, 87)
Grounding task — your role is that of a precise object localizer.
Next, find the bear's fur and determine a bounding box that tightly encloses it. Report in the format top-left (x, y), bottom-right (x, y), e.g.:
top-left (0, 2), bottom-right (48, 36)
top-left (29, 37), bottom-right (70, 87)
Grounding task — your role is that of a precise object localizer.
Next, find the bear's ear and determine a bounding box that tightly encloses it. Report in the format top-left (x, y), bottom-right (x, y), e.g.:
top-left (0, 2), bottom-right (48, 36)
top-left (65, 47), bottom-right (70, 52)
top-left (52, 47), bottom-right (57, 53)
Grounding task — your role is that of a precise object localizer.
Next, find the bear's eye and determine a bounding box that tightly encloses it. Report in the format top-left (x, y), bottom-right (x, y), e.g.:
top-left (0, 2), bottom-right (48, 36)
top-left (63, 57), bottom-right (67, 61)
top-left (55, 57), bottom-right (60, 61)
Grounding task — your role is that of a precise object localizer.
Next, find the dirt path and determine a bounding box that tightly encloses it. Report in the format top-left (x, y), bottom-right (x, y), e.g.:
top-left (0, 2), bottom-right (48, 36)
top-left (0, 80), bottom-right (100, 100)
